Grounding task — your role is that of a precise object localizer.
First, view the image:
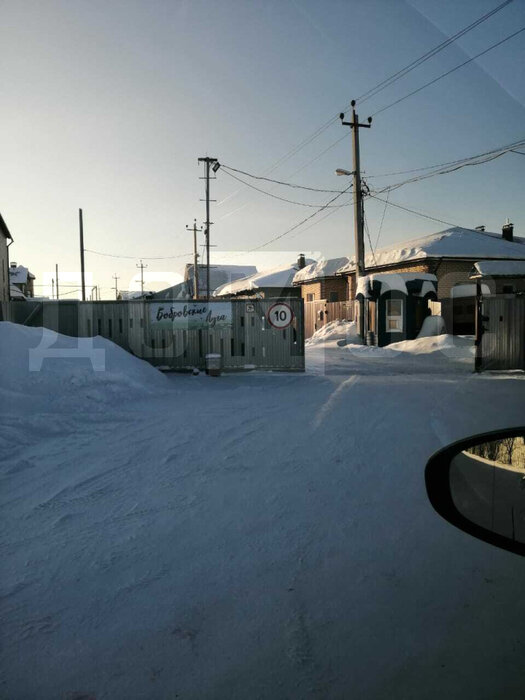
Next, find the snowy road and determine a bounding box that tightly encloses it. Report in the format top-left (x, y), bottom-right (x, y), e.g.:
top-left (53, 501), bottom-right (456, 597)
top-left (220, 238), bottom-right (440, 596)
top-left (1, 325), bottom-right (525, 699)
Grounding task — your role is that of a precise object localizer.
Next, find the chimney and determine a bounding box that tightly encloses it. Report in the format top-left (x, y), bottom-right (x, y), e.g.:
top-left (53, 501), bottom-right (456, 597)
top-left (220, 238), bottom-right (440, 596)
top-left (297, 253), bottom-right (306, 269)
top-left (502, 220), bottom-right (514, 242)
top-left (474, 225), bottom-right (485, 232)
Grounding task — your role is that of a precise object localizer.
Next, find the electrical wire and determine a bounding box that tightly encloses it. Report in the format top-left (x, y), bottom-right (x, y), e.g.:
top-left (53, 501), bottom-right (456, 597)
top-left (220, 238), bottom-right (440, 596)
top-left (369, 194), bottom-right (461, 228)
top-left (242, 184), bottom-right (353, 253)
top-left (363, 212), bottom-right (378, 266)
top-left (374, 189), bottom-right (390, 251)
top-left (356, 0), bottom-right (514, 105)
top-left (85, 249), bottom-right (193, 260)
top-left (219, 164), bottom-right (345, 193)
top-left (220, 168), bottom-right (352, 208)
top-left (371, 26), bottom-right (525, 117)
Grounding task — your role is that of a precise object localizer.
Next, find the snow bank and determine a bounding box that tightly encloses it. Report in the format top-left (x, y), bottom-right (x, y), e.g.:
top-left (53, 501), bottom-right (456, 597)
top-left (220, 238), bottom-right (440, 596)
top-left (0, 322), bottom-right (167, 408)
top-left (417, 315), bottom-right (446, 337)
top-left (306, 320), bottom-right (359, 346)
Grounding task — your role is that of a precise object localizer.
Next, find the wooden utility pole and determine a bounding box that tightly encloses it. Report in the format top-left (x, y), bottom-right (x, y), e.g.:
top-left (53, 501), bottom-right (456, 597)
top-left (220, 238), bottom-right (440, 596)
top-left (136, 260), bottom-right (147, 295)
top-left (341, 101), bottom-right (372, 341)
top-left (112, 274), bottom-right (120, 300)
top-left (55, 263), bottom-right (59, 299)
top-left (198, 157), bottom-right (218, 300)
top-left (186, 218), bottom-right (203, 300)
top-left (79, 208), bottom-right (86, 301)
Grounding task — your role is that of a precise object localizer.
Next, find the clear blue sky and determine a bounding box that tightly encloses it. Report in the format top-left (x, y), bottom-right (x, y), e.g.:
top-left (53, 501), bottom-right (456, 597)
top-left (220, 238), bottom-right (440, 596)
top-left (1, 0), bottom-right (524, 298)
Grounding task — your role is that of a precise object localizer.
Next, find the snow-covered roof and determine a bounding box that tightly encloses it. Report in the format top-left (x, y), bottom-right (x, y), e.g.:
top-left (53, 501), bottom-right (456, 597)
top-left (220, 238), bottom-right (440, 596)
top-left (356, 272), bottom-right (437, 298)
top-left (339, 228), bottom-right (525, 274)
top-left (470, 260), bottom-right (525, 278)
top-left (293, 257), bottom-right (349, 284)
top-left (119, 290), bottom-right (154, 300)
top-left (294, 228), bottom-right (525, 284)
top-left (214, 259), bottom-right (315, 296)
top-left (9, 265), bottom-right (35, 284)
top-left (9, 284), bottom-right (26, 300)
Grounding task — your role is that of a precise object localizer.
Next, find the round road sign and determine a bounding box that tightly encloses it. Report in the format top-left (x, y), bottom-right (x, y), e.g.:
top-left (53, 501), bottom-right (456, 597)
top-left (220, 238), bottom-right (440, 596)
top-left (267, 302), bottom-right (294, 329)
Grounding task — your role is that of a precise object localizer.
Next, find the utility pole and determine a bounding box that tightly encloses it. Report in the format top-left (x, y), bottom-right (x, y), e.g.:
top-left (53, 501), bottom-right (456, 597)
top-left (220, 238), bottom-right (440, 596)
top-left (340, 101), bottom-right (372, 341)
top-left (186, 218), bottom-right (203, 300)
top-left (112, 273), bottom-right (120, 300)
top-left (55, 263), bottom-right (59, 300)
top-left (51, 278), bottom-right (55, 299)
top-left (136, 260), bottom-right (147, 296)
top-left (79, 208), bottom-right (86, 301)
top-left (198, 157), bottom-right (219, 300)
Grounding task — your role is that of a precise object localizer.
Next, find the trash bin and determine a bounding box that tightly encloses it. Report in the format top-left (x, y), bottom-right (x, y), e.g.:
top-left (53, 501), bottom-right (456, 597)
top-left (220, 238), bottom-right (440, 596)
top-left (205, 353), bottom-right (222, 377)
top-left (366, 330), bottom-right (376, 346)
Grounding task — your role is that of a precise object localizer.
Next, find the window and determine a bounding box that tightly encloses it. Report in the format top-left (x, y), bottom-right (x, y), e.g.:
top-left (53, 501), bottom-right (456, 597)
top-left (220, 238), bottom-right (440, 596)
top-left (306, 293), bottom-right (314, 302)
top-left (385, 298), bottom-right (403, 332)
top-left (329, 291), bottom-right (339, 302)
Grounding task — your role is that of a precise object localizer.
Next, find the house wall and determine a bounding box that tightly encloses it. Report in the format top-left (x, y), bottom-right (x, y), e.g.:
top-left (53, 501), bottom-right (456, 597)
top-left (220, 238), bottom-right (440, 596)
top-left (0, 236), bottom-right (8, 301)
top-left (299, 277), bottom-right (348, 302)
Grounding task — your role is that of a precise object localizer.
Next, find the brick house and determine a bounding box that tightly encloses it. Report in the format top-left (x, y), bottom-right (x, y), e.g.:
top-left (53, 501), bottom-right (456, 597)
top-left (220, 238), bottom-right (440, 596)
top-left (9, 262), bottom-right (35, 298)
top-left (294, 224), bottom-right (525, 303)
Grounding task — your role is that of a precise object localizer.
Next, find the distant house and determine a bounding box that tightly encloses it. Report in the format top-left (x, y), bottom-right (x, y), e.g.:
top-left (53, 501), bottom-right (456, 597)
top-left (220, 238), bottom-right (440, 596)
top-left (469, 260), bottom-right (525, 294)
top-left (213, 255), bottom-right (313, 299)
top-left (185, 263), bottom-right (257, 298)
top-left (294, 223), bottom-right (525, 303)
top-left (9, 262), bottom-right (35, 298)
top-left (0, 213), bottom-right (13, 302)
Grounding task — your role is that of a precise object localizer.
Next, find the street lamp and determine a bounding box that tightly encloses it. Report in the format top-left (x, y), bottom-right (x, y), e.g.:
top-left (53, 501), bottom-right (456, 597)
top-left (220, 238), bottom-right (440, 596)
top-left (335, 168), bottom-right (353, 176)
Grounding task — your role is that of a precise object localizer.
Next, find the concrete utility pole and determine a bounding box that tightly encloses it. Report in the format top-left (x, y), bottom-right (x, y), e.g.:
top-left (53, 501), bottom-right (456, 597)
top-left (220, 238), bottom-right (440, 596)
top-left (186, 218), bottom-right (203, 300)
top-left (112, 274), bottom-right (120, 300)
top-left (136, 260), bottom-right (147, 296)
top-left (340, 101), bottom-right (372, 341)
top-left (55, 263), bottom-right (59, 300)
top-left (79, 208), bottom-right (86, 301)
top-left (198, 157), bottom-right (219, 301)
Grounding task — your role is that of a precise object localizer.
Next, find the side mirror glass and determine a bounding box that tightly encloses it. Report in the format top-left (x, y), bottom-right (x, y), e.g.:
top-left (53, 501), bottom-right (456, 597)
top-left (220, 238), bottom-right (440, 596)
top-left (425, 428), bottom-right (525, 556)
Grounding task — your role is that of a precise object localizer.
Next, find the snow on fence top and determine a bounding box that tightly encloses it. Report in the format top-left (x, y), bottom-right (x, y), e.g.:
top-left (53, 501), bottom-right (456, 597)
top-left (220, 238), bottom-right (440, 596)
top-left (214, 259), bottom-right (315, 296)
top-left (356, 272), bottom-right (437, 298)
top-left (471, 260), bottom-right (525, 278)
top-left (293, 228), bottom-right (525, 284)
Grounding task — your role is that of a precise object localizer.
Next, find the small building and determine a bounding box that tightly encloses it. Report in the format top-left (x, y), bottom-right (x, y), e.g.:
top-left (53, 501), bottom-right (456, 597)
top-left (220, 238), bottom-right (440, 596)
top-left (0, 213), bottom-right (13, 302)
top-left (185, 263), bottom-right (257, 298)
top-left (293, 256), bottom-right (350, 301)
top-left (9, 262), bottom-right (35, 298)
top-left (469, 260), bottom-right (525, 294)
top-left (357, 272), bottom-right (438, 346)
top-left (213, 255), bottom-right (313, 299)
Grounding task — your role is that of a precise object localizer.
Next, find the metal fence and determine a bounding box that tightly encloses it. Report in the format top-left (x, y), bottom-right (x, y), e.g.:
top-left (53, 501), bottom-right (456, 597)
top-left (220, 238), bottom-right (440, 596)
top-left (3, 298), bottom-right (305, 372)
top-left (480, 296), bottom-right (525, 371)
top-left (304, 300), bottom-right (354, 339)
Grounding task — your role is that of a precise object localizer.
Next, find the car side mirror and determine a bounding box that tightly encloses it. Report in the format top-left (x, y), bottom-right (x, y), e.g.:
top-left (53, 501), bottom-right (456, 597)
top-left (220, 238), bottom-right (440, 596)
top-left (425, 428), bottom-right (525, 556)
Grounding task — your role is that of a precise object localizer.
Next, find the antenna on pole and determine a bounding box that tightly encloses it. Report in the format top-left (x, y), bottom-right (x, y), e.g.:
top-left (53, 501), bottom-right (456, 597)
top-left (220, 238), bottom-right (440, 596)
top-left (112, 273), bottom-right (120, 300)
top-left (136, 260), bottom-right (147, 296)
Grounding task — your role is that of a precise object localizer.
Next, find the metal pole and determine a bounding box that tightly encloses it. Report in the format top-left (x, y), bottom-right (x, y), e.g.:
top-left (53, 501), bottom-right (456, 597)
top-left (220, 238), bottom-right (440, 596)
top-left (113, 274), bottom-right (120, 300)
top-left (55, 263), bottom-right (59, 299)
top-left (79, 208), bottom-right (86, 301)
top-left (205, 161), bottom-right (210, 301)
top-left (474, 278), bottom-right (483, 372)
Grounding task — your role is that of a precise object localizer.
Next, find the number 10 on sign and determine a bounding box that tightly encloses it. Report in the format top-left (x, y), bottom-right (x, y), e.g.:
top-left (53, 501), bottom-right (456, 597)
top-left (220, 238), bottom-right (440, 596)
top-left (267, 302), bottom-right (294, 329)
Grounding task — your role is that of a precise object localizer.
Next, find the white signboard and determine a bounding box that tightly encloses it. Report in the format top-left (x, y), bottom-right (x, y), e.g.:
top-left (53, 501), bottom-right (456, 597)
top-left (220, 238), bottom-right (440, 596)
top-left (267, 302), bottom-right (294, 329)
top-left (150, 302), bottom-right (232, 330)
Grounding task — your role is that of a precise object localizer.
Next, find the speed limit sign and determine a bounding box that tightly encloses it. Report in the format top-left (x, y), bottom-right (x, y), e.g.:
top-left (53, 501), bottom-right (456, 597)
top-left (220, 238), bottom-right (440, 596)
top-left (267, 302), bottom-right (294, 329)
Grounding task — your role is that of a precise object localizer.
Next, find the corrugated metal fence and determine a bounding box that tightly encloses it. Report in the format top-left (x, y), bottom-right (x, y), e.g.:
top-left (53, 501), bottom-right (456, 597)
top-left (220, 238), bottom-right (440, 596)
top-left (481, 296), bottom-right (525, 371)
top-left (304, 300), bottom-right (354, 339)
top-left (3, 298), bottom-right (305, 372)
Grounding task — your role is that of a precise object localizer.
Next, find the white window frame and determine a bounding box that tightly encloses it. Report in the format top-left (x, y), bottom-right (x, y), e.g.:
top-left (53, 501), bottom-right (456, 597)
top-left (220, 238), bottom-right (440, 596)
top-left (385, 298), bottom-right (404, 333)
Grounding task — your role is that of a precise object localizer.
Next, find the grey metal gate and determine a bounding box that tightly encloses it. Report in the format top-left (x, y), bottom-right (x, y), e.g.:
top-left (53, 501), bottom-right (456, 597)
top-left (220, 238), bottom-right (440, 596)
top-left (480, 296), bottom-right (525, 371)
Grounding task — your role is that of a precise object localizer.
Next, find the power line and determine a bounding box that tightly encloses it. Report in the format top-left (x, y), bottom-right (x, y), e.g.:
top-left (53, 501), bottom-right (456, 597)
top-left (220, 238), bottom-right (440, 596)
top-left (85, 248), bottom-right (193, 260)
top-left (357, 0), bottom-right (514, 105)
top-left (243, 184), bottom-right (353, 253)
top-left (371, 26), bottom-right (525, 117)
top-left (219, 0), bottom-right (514, 208)
top-left (220, 168), bottom-right (352, 208)
top-left (374, 189), bottom-right (390, 251)
top-left (219, 164), bottom-right (345, 193)
top-left (369, 194), bottom-right (461, 228)
top-left (372, 138), bottom-right (525, 194)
